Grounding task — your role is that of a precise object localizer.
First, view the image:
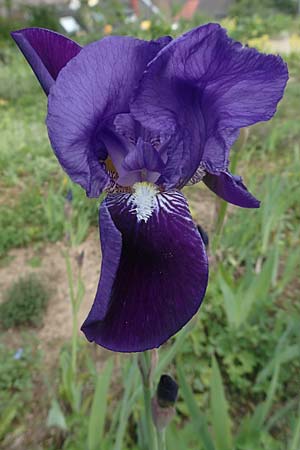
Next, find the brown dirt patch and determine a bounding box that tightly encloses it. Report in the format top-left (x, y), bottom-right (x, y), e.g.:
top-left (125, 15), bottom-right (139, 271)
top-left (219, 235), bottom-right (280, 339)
top-left (0, 229), bottom-right (101, 368)
top-left (183, 183), bottom-right (216, 231)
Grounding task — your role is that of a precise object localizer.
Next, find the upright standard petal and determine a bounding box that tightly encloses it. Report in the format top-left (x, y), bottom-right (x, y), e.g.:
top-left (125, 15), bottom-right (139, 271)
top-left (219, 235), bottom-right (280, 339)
top-left (82, 186), bottom-right (208, 352)
top-left (11, 28), bottom-right (81, 95)
top-left (47, 36), bottom-right (168, 197)
top-left (203, 171), bottom-right (260, 208)
top-left (131, 23), bottom-right (288, 185)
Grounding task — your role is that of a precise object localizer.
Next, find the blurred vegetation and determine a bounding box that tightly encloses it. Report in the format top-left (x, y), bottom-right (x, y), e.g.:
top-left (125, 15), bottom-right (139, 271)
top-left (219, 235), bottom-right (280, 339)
top-left (0, 339), bottom-right (41, 443)
top-left (0, 274), bottom-right (49, 328)
top-left (0, 0), bottom-right (300, 449)
top-left (230, 0), bottom-right (299, 16)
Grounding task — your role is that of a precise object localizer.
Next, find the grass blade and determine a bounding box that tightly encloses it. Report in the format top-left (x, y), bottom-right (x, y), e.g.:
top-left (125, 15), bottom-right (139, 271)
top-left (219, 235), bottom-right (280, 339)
top-left (88, 358), bottom-right (114, 450)
top-left (210, 356), bottom-right (233, 450)
top-left (47, 399), bottom-right (68, 431)
top-left (114, 356), bottom-right (139, 450)
top-left (177, 363), bottom-right (215, 450)
top-left (289, 403), bottom-right (300, 450)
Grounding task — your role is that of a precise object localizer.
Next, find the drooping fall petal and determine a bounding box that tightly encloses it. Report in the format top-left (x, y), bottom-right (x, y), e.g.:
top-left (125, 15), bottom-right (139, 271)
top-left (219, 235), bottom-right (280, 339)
top-left (203, 171), bottom-right (260, 208)
top-left (82, 187), bottom-right (208, 352)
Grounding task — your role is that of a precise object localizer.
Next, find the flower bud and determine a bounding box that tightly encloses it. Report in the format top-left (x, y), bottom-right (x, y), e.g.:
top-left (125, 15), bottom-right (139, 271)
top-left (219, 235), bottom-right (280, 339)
top-left (151, 374), bottom-right (178, 431)
top-left (75, 250), bottom-right (85, 270)
top-left (64, 189), bottom-right (73, 222)
top-left (157, 374), bottom-right (178, 407)
top-left (65, 189), bottom-right (73, 203)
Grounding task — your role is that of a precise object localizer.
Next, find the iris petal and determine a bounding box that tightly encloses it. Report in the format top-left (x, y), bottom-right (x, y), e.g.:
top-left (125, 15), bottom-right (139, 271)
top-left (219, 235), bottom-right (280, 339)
top-left (47, 36), bottom-right (169, 197)
top-left (131, 23), bottom-right (288, 185)
top-left (81, 189), bottom-right (208, 352)
top-left (203, 171), bottom-right (260, 208)
top-left (85, 199), bottom-right (122, 321)
top-left (120, 138), bottom-right (165, 184)
top-left (11, 27), bottom-right (81, 95)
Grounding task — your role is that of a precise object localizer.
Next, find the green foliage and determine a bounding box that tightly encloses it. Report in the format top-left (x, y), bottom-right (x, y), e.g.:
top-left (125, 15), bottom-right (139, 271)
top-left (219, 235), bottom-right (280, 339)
top-left (0, 187), bottom-right (48, 257)
top-left (222, 12), bottom-right (300, 45)
top-left (176, 356), bottom-right (294, 450)
top-left (0, 4), bottom-right (60, 43)
top-left (0, 17), bottom-right (23, 42)
top-left (52, 323), bottom-right (201, 450)
top-left (0, 343), bottom-right (38, 398)
top-left (175, 99), bottom-right (300, 437)
top-left (230, 0), bottom-right (297, 16)
top-left (0, 342), bottom-right (40, 441)
top-left (0, 274), bottom-right (49, 328)
top-left (52, 345), bottom-right (121, 450)
top-left (87, 359), bottom-right (114, 450)
top-left (24, 5), bottom-right (61, 31)
top-left (288, 404), bottom-right (300, 450)
top-left (0, 180), bottom-right (99, 257)
top-left (177, 363), bottom-right (215, 450)
top-left (47, 399), bottom-right (68, 431)
top-left (210, 356), bottom-right (233, 450)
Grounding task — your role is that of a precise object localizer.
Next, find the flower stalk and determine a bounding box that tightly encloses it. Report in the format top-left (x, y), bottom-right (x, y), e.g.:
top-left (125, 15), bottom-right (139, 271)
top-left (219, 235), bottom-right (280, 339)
top-left (61, 193), bottom-right (86, 412)
top-left (138, 351), bottom-right (158, 450)
top-left (152, 374), bottom-right (178, 450)
top-left (156, 429), bottom-right (166, 450)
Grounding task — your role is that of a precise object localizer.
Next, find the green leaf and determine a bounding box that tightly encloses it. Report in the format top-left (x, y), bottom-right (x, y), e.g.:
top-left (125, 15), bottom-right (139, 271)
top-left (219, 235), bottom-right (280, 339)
top-left (266, 398), bottom-right (298, 433)
top-left (238, 363), bottom-right (280, 443)
top-left (218, 265), bottom-right (237, 327)
top-left (0, 402), bottom-right (18, 440)
top-left (88, 358), bottom-right (114, 450)
top-left (257, 345), bottom-right (299, 384)
top-left (113, 356), bottom-right (139, 450)
top-left (275, 251), bottom-right (300, 295)
top-left (47, 399), bottom-right (67, 431)
top-left (156, 319), bottom-right (197, 376)
top-left (289, 404), bottom-right (300, 450)
top-left (251, 363), bottom-right (280, 430)
top-left (238, 250), bottom-right (276, 325)
top-left (177, 363), bottom-right (215, 450)
top-left (210, 356), bottom-right (233, 450)
top-left (166, 422), bottom-right (192, 450)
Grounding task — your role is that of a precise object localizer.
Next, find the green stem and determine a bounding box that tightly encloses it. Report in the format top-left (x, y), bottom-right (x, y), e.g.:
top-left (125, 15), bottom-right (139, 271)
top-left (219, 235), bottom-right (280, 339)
top-left (64, 251), bottom-right (78, 376)
top-left (71, 308), bottom-right (78, 375)
top-left (140, 352), bottom-right (157, 450)
top-left (71, 275), bottom-right (83, 376)
top-left (157, 429), bottom-right (166, 450)
top-left (129, 322), bottom-right (197, 414)
top-left (143, 382), bottom-right (156, 450)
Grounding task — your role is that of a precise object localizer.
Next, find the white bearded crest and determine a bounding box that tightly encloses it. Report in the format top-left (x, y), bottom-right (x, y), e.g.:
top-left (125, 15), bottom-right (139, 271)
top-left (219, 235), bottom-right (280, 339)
top-left (129, 182), bottom-right (160, 222)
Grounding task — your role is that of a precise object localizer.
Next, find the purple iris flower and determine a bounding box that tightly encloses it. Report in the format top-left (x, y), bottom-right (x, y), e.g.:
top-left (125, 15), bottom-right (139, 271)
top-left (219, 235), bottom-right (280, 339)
top-left (12, 25), bottom-right (288, 352)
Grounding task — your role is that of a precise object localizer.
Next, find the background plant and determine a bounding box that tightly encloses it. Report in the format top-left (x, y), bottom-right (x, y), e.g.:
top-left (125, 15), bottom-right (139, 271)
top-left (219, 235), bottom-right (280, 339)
top-left (0, 274), bottom-right (49, 329)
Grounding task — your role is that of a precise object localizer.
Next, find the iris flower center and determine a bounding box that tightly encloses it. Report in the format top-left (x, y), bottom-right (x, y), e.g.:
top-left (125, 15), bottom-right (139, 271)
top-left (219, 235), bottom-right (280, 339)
top-left (129, 182), bottom-right (159, 223)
